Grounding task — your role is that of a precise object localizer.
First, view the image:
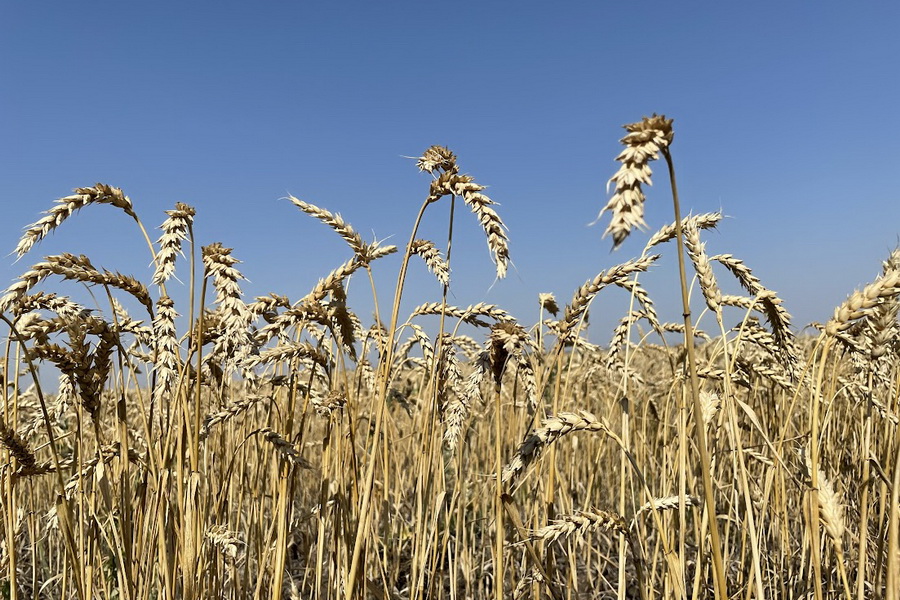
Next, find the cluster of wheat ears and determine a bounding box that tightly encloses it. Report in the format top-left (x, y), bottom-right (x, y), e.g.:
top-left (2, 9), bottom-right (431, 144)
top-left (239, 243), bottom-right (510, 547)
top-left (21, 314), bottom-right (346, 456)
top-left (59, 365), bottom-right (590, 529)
top-left (1, 116), bottom-right (899, 600)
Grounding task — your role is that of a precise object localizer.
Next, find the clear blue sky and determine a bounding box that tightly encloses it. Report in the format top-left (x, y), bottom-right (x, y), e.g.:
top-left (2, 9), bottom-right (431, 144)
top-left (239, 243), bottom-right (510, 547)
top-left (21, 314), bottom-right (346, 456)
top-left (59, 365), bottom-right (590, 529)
top-left (3, 1), bottom-right (899, 341)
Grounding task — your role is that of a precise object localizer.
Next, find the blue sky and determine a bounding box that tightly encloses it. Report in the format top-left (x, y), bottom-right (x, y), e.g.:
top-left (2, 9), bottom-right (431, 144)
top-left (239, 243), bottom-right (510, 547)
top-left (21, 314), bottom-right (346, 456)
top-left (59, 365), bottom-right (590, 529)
top-left (3, 1), bottom-right (899, 342)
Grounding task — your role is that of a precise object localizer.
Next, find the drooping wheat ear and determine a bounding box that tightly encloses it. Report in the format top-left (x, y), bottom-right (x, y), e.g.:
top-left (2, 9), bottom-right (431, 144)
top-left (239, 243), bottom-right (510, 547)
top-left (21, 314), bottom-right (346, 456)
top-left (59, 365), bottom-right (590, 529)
top-left (683, 221), bottom-right (721, 312)
top-left (11, 292), bottom-right (92, 321)
top-left (698, 390), bottom-right (721, 428)
top-left (410, 302), bottom-right (515, 327)
top-left (503, 410), bottom-right (610, 486)
top-left (417, 145), bottom-right (458, 174)
top-left (444, 351), bottom-right (489, 452)
top-left (606, 310), bottom-right (649, 370)
top-left (825, 270), bottom-right (900, 336)
top-left (254, 428), bottom-right (313, 469)
top-left (152, 295), bottom-right (179, 410)
top-left (256, 342), bottom-right (330, 374)
top-left (62, 442), bottom-right (143, 498)
top-left (736, 318), bottom-right (788, 363)
top-left (409, 239), bottom-right (450, 287)
top-left (202, 243), bottom-right (253, 365)
top-left (435, 334), bottom-right (464, 412)
top-left (287, 196), bottom-right (367, 257)
top-left (863, 248), bottom-right (900, 358)
top-left (816, 469), bottom-right (846, 549)
top-left (463, 190), bottom-right (510, 279)
top-left (15, 183), bottom-right (138, 258)
top-left (708, 252), bottom-right (797, 357)
top-left (247, 293), bottom-right (291, 323)
top-left (538, 293), bottom-right (559, 316)
top-left (199, 394), bottom-right (270, 440)
top-left (597, 114), bottom-right (674, 249)
top-left (0, 420), bottom-right (38, 474)
top-left (615, 278), bottom-right (661, 330)
top-left (710, 253), bottom-right (762, 293)
top-left (489, 322), bottom-right (537, 384)
top-left (513, 570), bottom-right (548, 600)
top-left (152, 202), bottom-right (195, 286)
top-left (531, 508), bottom-right (628, 544)
top-left (644, 212), bottom-right (723, 251)
top-left (631, 495), bottom-right (700, 528)
top-left (324, 283), bottom-right (358, 359)
top-left (254, 302), bottom-right (332, 346)
top-left (1, 254), bottom-right (154, 316)
top-left (408, 324), bottom-right (435, 368)
top-left (312, 389), bottom-right (347, 419)
top-left (420, 149), bottom-right (510, 279)
top-left (558, 254), bottom-right (659, 341)
top-left (79, 320), bottom-right (118, 410)
top-left (301, 256), bottom-right (361, 306)
top-left (207, 525), bottom-right (245, 561)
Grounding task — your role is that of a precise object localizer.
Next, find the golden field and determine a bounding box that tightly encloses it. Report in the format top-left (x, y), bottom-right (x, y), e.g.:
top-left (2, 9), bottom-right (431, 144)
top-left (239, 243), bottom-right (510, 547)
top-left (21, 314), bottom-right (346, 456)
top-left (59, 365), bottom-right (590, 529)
top-left (2, 117), bottom-right (899, 600)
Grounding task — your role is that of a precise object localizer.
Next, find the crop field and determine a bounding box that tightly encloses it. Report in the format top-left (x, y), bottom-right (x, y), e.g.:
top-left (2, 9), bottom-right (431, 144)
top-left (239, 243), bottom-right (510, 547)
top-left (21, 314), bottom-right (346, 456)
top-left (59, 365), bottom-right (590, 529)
top-left (1, 116), bottom-right (899, 600)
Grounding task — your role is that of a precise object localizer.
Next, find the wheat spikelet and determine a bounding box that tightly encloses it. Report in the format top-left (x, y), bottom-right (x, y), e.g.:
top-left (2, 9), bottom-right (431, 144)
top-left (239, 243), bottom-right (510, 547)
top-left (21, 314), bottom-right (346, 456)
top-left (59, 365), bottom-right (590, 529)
top-left (409, 302), bottom-right (515, 327)
top-left (152, 295), bottom-right (179, 411)
top-left (558, 255), bottom-right (659, 341)
top-left (825, 270), bottom-right (900, 335)
top-left (632, 495), bottom-right (701, 526)
top-left (200, 394), bottom-right (270, 440)
top-left (248, 293), bottom-right (291, 322)
top-left (62, 443), bottom-right (142, 498)
top-left (503, 410), bottom-right (610, 486)
top-left (720, 294), bottom-right (755, 310)
top-left (409, 239), bottom-right (450, 287)
top-left (711, 253), bottom-right (763, 294)
top-left (202, 243), bottom-right (253, 368)
top-left (80, 320), bottom-right (118, 409)
top-left (254, 302), bottom-right (330, 345)
top-left (513, 569), bottom-right (548, 600)
top-left (605, 310), bottom-right (647, 371)
top-left (816, 469), bottom-right (845, 549)
top-left (598, 114), bottom-right (674, 249)
top-left (311, 390), bottom-right (347, 419)
top-left (538, 293), bottom-right (559, 316)
top-left (698, 390), bottom-right (721, 427)
top-left (1, 254), bottom-right (153, 315)
top-left (444, 352), bottom-right (489, 452)
top-left (257, 342), bottom-right (329, 372)
top-left (420, 150), bottom-right (510, 278)
top-left (862, 248), bottom-right (900, 358)
top-left (302, 257), bottom-right (362, 306)
top-left (531, 508), bottom-right (628, 544)
top-left (417, 145), bottom-right (457, 174)
top-left (325, 283), bottom-right (358, 359)
top-left (615, 278), bottom-right (661, 330)
top-left (254, 428), bottom-right (313, 469)
top-left (683, 220), bottom-right (721, 312)
top-left (0, 420), bottom-right (38, 474)
top-left (287, 196), bottom-right (367, 258)
top-left (645, 212), bottom-right (723, 250)
top-left (207, 525), bottom-right (245, 561)
top-left (660, 321), bottom-right (711, 341)
top-left (152, 202), bottom-right (195, 286)
top-left (15, 183), bottom-right (137, 258)
top-left (735, 318), bottom-right (787, 360)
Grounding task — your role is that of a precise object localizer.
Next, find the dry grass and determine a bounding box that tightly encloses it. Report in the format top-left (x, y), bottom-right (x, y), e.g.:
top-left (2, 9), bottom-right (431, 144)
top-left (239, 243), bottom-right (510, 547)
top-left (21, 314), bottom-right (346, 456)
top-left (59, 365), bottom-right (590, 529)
top-left (1, 122), bottom-right (899, 600)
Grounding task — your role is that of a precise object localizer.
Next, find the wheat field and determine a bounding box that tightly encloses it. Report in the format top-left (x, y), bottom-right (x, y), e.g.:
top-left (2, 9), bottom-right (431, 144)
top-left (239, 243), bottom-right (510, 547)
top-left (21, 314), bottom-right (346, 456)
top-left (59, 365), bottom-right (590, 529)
top-left (2, 116), bottom-right (899, 600)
